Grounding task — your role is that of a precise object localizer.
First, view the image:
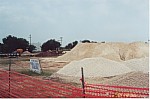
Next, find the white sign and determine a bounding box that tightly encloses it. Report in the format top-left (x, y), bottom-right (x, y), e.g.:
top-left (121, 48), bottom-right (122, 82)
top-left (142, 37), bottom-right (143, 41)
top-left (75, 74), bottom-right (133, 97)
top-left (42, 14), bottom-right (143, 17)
top-left (30, 59), bottom-right (41, 74)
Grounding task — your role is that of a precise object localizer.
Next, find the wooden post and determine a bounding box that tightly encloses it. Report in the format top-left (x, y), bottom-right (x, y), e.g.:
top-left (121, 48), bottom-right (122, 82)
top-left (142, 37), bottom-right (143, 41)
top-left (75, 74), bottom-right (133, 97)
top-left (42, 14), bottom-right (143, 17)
top-left (81, 67), bottom-right (85, 98)
top-left (39, 59), bottom-right (43, 74)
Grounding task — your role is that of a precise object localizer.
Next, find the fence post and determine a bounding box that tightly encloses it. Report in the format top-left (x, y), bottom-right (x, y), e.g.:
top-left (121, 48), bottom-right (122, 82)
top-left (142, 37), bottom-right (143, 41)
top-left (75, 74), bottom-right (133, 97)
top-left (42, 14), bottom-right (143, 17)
top-left (8, 58), bottom-right (11, 97)
top-left (81, 67), bottom-right (85, 98)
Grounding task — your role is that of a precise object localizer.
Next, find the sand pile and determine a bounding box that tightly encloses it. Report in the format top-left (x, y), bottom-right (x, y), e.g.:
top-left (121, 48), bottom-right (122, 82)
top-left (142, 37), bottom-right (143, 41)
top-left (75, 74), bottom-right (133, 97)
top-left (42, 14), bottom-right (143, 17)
top-left (53, 56), bottom-right (149, 87)
top-left (56, 56), bottom-right (148, 78)
top-left (100, 71), bottom-right (149, 88)
top-left (56, 42), bottom-right (148, 62)
top-left (123, 57), bottom-right (149, 73)
top-left (56, 42), bottom-right (124, 62)
top-left (119, 42), bottom-right (149, 60)
top-left (56, 57), bottom-right (133, 77)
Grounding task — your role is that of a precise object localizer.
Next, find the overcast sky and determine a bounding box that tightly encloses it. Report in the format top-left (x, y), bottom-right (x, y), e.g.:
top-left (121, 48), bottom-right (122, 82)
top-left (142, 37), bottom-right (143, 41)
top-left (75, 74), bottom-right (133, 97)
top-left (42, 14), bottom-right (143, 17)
top-left (0, 0), bottom-right (149, 46)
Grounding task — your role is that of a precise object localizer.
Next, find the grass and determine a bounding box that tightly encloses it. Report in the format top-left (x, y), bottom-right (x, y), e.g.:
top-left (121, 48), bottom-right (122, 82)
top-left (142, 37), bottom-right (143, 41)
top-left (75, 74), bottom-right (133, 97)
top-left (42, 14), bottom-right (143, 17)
top-left (20, 58), bottom-right (30, 61)
top-left (0, 57), bottom-right (56, 77)
top-left (0, 59), bottom-right (15, 65)
top-left (19, 69), bottom-right (55, 76)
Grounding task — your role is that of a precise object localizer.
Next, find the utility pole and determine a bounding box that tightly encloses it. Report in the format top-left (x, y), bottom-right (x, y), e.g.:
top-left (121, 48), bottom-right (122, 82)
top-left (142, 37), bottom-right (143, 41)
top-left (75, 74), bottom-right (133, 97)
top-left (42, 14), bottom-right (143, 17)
top-left (29, 34), bottom-right (31, 45)
top-left (60, 37), bottom-right (63, 46)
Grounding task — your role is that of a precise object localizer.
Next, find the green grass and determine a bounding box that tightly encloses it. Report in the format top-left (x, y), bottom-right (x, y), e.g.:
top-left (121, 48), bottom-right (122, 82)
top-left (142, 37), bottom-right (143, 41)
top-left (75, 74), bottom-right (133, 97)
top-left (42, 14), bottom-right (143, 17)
top-left (19, 69), bottom-right (55, 76)
top-left (20, 58), bottom-right (30, 61)
top-left (0, 60), bottom-right (15, 65)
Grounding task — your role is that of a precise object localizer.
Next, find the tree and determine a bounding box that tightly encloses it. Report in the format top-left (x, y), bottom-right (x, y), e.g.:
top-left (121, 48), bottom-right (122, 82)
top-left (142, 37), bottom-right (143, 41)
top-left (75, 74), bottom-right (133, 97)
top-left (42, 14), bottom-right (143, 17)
top-left (72, 41), bottom-right (78, 48)
top-left (1, 35), bottom-right (36, 53)
top-left (0, 43), bottom-right (2, 53)
top-left (65, 41), bottom-right (78, 49)
top-left (28, 45), bottom-right (36, 52)
top-left (82, 40), bottom-right (90, 43)
top-left (41, 39), bottom-right (61, 52)
top-left (0, 44), bottom-right (8, 53)
top-left (2, 35), bottom-right (18, 53)
top-left (65, 43), bottom-right (73, 49)
top-left (17, 38), bottom-right (29, 51)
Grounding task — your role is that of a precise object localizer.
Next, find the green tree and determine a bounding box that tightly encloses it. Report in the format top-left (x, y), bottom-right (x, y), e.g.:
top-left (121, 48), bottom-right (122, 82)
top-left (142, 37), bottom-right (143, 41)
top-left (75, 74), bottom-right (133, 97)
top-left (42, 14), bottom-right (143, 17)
top-left (72, 41), bottom-right (78, 48)
top-left (65, 41), bottom-right (78, 49)
top-left (82, 40), bottom-right (90, 43)
top-left (28, 45), bottom-right (36, 52)
top-left (65, 43), bottom-right (73, 49)
top-left (1, 35), bottom-right (36, 53)
top-left (2, 35), bottom-right (18, 53)
top-left (17, 38), bottom-right (29, 51)
top-left (0, 43), bottom-right (2, 53)
top-left (41, 39), bottom-right (61, 52)
top-left (1, 44), bottom-right (9, 53)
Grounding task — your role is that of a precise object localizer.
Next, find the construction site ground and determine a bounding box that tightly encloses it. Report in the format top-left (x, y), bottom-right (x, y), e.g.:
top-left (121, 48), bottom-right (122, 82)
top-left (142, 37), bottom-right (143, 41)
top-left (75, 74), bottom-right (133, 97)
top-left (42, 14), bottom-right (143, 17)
top-left (0, 42), bottom-right (149, 89)
top-left (0, 57), bottom-right (80, 87)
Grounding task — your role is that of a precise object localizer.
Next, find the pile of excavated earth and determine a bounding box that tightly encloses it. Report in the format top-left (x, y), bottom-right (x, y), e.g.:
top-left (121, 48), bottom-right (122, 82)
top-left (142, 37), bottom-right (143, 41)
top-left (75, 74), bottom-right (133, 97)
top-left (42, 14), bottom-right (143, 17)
top-left (56, 41), bottom-right (148, 62)
top-left (57, 57), bottom-right (133, 77)
top-left (51, 41), bottom-right (149, 88)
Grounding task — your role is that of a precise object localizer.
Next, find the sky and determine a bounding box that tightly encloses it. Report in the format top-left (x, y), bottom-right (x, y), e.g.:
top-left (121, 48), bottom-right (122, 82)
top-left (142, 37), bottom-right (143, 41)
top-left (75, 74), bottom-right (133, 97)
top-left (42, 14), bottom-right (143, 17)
top-left (0, 0), bottom-right (149, 46)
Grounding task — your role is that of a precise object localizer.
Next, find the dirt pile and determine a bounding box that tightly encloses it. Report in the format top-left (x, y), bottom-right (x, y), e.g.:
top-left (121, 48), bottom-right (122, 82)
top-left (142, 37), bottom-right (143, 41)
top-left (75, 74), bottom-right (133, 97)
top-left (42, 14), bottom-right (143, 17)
top-left (56, 56), bottom-right (148, 77)
top-left (100, 71), bottom-right (149, 88)
top-left (123, 57), bottom-right (149, 73)
top-left (52, 42), bottom-right (149, 88)
top-left (56, 42), bottom-right (148, 62)
top-left (56, 57), bottom-right (133, 77)
top-left (119, 42), bottom-right (149, 60)
top-left (54, 56), bottom-right (149, 86)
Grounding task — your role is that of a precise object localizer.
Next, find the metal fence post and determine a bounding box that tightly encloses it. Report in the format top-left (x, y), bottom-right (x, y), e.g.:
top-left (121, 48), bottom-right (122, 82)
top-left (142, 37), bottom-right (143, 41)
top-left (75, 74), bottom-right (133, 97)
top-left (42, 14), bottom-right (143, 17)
top-left (9, 58), bottom-right (11, 97)
top-left (81, 67), bottom-right (85, 98)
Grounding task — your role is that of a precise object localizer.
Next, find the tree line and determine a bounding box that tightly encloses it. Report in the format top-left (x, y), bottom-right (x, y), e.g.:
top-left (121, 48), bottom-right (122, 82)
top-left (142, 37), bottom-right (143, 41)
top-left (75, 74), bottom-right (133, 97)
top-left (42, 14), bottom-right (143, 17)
top-left (0, 35), bottom-right (36, 53)
top-left (0, 35), bottom-right (77, 53)
top-left (0, 35), bottom-right (93, 53)
top-left (39, 39), bottom-right (92, 51)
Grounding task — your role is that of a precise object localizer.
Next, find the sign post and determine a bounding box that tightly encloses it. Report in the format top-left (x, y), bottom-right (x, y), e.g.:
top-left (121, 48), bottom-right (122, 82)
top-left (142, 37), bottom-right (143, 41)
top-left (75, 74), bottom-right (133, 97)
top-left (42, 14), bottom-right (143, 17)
top-left (30, 59), bottom-right (42, 74)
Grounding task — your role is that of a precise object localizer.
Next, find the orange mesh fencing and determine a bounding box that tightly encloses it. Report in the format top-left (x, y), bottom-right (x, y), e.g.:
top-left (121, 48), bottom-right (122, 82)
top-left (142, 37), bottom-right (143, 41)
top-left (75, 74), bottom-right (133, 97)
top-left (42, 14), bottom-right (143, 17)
top-left (0, 69), bottom-right (149, 98)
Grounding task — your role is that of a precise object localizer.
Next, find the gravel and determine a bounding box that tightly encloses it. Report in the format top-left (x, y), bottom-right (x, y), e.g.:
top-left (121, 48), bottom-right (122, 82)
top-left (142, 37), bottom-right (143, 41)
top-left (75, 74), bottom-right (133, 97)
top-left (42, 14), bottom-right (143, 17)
top-left (53, 42), bottom-right (149, 88)
top-left (100, 71), bottom-right (149, 88)
top-left (55, 56), bottom-right (149, 88)
top-left (123, 57), bottom-right (149, 73)
top-left (57, 57), bottom-right (133, 77)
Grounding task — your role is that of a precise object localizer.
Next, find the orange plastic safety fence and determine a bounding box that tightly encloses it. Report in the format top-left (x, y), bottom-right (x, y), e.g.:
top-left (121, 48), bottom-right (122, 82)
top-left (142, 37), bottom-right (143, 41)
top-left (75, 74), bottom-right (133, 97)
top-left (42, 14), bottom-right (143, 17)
top-left (84, 84), bottom-right (149, 98)
top-left (0, 69), bottom-right (83, 98)
top-left (0, 69), bottom-right (149, 98)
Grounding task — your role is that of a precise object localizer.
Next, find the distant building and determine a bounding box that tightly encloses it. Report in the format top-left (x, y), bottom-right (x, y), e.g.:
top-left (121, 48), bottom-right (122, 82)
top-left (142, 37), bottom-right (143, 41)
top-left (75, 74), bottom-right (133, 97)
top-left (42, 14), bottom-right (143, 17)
top-left (32, 42), bottom-right (41, 51)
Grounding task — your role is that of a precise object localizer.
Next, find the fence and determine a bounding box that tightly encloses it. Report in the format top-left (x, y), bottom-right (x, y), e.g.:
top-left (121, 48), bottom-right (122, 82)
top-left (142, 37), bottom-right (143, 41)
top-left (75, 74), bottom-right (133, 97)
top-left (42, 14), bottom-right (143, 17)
top-left (0, 69), bottom-right (83, 98)
top-left (0, 69), bottom-right (149, 98)
top-left (84, 84), bottom-right (149, 98)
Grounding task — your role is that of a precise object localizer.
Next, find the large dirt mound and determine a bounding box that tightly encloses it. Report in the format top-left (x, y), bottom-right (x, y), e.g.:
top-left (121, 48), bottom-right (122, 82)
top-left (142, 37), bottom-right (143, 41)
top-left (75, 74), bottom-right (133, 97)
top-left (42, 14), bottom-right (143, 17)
top-left (56, 42), bottom-right (148, 62)
top-left (56, 57), bottom-right (133, 77)
top-left (55, 56), bottom-right (148, 78)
